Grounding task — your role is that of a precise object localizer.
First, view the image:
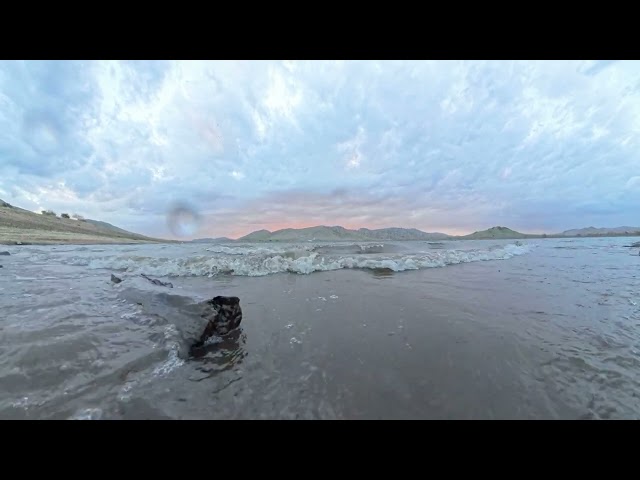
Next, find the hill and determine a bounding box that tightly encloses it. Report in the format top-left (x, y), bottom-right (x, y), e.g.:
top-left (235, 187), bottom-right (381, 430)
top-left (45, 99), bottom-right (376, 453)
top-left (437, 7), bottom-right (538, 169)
top-left (84, 219), bottom-right (145, 236)
top-left (238, 229), bottom-right (273, 242)
top-left (238, 225), bottom-right (450, 242)
top-left (456, 226), bottom-right (535, 240)
top-left (0, 198), bottom-right (171, 245)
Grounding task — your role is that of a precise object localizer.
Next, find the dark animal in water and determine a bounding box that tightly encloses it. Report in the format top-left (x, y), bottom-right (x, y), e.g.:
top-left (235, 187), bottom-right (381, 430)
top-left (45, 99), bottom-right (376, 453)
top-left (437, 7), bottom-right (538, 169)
top-left (140, 273), bottom-right (173, 288)
top-left (111, 274), bottom-right (122, 284)
top-left (191, 296), bottom-right (242, 351)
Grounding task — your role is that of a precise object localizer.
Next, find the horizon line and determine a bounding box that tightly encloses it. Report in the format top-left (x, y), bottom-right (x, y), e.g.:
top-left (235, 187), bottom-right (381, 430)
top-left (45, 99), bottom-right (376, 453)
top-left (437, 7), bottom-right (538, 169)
top-left (188, 224), bottom-right (640, 241)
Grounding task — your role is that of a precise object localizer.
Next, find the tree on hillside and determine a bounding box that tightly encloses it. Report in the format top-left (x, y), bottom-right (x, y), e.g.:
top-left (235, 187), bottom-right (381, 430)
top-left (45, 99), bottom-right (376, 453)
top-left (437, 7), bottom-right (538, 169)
top-left (61, 213), bottom-right (70, 219)
top-left (42, 210), bottom-right (57, 217)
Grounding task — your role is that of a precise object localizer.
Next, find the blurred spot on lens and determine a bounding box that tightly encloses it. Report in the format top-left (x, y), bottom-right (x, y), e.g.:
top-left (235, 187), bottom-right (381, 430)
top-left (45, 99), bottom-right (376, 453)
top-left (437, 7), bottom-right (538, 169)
top-left (167, 201), bottom-right (201, 237)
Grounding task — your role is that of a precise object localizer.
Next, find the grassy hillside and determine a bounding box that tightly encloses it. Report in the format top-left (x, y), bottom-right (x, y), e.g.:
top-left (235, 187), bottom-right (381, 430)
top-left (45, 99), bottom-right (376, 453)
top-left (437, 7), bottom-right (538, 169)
top-left (0, 199), bottom-right (171, 245)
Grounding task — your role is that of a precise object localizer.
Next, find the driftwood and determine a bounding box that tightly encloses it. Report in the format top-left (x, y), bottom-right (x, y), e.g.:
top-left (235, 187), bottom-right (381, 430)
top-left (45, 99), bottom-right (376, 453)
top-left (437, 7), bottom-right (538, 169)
top-left (191, 296), bottom-right (242, 351)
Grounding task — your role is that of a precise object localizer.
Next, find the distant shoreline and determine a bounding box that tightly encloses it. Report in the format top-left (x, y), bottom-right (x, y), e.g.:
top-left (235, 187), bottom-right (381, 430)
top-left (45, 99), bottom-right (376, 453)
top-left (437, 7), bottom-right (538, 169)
top-left (193, 232), bottom-right (640, 243)
top-left (0, 232), bottom-right (173, 246)
top-left (0, 226), bottom-right (174, 246)
top-left (3, 232), bottom-right (640, 246)
top-left (232, 225), bottom-right (640, 243)
top-left (3, 197), bottom-right (640, 246)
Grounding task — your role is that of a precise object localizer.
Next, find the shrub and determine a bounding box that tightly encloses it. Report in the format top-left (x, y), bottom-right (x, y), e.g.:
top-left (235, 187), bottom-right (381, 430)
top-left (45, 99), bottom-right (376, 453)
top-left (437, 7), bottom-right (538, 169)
top-left (41, 210), bottom-right (57, 217)
top-left (61, 213), bottom-right (70, 219)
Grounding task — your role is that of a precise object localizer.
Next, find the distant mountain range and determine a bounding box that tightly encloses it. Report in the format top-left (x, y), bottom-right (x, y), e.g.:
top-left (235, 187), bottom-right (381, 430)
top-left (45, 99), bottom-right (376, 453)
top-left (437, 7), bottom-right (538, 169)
top-left (7, 191), bottom-right (637, 246)
top-left (236, 225), bottom-right (449, 242)
top-left (211, 224), bottom-right (640, 242)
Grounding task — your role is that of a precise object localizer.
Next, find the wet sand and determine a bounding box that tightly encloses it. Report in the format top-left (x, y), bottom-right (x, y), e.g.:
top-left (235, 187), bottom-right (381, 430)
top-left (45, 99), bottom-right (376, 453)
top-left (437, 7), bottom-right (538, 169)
top-left (142, 265), bottom-right (568, 419)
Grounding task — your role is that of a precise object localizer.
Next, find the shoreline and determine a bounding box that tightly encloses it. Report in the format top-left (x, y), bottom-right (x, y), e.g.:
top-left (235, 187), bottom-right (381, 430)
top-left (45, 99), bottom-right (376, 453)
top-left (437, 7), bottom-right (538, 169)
top-left (0, 240), bottom-right (171, 246)
top-left (0, 230), bottom-right (175, 246)
top-left (3, 228), bottom-right (639, 247)
top-left (202, 233), bottom-right (640, 243)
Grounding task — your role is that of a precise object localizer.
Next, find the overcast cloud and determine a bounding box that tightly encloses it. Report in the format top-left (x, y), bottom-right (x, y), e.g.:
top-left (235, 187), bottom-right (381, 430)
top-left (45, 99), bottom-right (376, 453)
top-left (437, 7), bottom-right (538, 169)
top-left (1, 60), bottom-right (638, 238)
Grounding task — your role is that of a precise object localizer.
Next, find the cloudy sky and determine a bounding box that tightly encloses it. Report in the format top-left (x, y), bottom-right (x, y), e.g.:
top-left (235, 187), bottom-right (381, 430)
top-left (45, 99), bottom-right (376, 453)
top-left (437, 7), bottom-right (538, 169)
top-left (1, 60), bottom-right (639, 239)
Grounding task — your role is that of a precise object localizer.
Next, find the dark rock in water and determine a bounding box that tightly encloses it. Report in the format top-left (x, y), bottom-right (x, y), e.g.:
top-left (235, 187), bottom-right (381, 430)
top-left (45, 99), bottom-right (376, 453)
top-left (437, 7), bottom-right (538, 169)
top-left (191, 296), bottom-right (242, 351)
top-left (0, 251), bottom-right (10, 256)
top-left (140, 273), bottom-right (173, 288)
top-left (111, 274), bottom-right (123, 284)
top-left (0, 265), bottom-right (3, 268)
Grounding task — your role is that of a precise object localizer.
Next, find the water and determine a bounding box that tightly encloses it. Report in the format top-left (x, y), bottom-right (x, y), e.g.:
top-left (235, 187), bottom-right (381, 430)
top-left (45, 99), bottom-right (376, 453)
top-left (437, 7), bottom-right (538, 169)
top-left (1, 238), bottom-right (639, 419)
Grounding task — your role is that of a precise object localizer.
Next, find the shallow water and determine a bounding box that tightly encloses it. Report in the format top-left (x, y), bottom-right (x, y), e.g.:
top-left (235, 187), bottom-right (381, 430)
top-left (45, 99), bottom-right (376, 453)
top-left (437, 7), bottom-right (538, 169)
top-left (1, 238), bottom-right (639, 419)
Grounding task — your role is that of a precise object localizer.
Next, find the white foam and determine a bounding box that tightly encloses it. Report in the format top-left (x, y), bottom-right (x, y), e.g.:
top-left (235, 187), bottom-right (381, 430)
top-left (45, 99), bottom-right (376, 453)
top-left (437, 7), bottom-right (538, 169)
top-left (205, 244), bottom-right (314, 255)
top-left (118, 381), bottom-right (136, 402)
top-left (70, 408), bottom-right (103, 420)
top-left (152, 324), bottom-right (185, 377)
top-left (10, 396), bottom-right (30, 410)
top-left (73, 243), bottom-right (533, 278)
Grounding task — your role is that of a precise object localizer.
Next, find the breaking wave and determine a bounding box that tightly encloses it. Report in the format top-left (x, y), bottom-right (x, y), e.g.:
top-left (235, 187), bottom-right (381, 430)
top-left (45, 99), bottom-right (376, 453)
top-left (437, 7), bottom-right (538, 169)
top-left (70, 243), bottom-right (534, 277)
top-left (204, 244), bottom-right (315, 256)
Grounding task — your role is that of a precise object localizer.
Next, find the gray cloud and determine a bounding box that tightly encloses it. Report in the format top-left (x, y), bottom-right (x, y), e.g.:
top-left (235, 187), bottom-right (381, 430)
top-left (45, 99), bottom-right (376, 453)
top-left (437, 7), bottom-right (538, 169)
top-left (1, 60), bottom-right (639, 238)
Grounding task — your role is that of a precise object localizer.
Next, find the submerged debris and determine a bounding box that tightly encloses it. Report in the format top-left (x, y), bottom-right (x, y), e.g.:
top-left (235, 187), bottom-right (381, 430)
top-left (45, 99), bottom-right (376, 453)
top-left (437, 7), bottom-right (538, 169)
top-left (190, 296), bottom-right (242, 352)
top-left (140, 273), bottom-right (173, 288)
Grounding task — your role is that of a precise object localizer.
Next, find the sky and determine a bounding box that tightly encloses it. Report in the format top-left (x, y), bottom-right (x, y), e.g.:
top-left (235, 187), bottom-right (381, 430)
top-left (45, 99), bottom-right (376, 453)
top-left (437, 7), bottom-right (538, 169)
top-left (0, 60), bottom-right (639, 239)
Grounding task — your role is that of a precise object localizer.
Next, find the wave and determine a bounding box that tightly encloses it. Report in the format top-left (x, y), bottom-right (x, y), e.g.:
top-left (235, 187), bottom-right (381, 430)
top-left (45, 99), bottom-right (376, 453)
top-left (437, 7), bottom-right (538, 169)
top-left (312, 243), bottom-right (397, 255)
top-left (72, 243), bottom-right (534, 277)
top-left (204, 244), bottom-right (315, 256)
top-left (206, 242), bottom-right (398, 256)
